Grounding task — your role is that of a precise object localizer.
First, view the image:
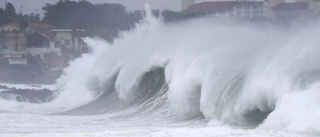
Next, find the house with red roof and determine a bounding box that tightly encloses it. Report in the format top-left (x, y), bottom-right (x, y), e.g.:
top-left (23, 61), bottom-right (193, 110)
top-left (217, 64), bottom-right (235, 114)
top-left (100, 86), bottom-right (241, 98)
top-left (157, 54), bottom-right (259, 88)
top-left (50, 29), bottom-right (86, 60)
top-left (0, 21), bottom-right (86, 67)
top-left (183, 1), bottom-right (267, 19)
top-left (0, 22), bottom-right (55, 55)
top-left (182, 0), bottom-right (320, 20)
top-left (25, 22), bottom-right (55, 35)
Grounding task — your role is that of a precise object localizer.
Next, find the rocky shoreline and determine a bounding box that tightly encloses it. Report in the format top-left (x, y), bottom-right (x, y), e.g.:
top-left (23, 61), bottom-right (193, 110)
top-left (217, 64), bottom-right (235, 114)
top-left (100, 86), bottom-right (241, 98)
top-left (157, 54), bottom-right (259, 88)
top-left (0, 84), bottom-right (57, 103)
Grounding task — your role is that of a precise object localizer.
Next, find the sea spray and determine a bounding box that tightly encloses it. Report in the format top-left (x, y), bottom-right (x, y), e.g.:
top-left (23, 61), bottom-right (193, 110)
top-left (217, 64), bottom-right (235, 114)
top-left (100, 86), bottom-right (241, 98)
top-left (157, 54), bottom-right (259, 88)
top-left (53, 38), bottom-right (110, 108)
top-left (42, 5), bottom-right (320, 131)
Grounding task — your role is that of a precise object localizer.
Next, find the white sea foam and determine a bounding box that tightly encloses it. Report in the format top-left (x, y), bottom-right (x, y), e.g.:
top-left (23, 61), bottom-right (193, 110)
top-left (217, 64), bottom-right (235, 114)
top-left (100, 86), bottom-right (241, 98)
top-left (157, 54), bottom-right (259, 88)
top-left (78, 15), bottom-right (320, 131)
top-left (0, 4), bottom-right (320, 137)
top-left (51, 4), bottom-right (320, 131)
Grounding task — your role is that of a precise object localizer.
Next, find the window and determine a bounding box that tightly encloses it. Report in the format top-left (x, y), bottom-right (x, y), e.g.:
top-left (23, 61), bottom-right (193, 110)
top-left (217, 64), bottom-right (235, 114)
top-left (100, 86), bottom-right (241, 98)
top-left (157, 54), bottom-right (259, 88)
top-left (21, 43), bottom-right (26, 50)
top-left (55, 42), bottom-right (61, 48)
top-left (244, 5), bottom-right (250, 10)
top-left (44, 41), bottom-right (50, 48)
top-left (15, 43), bottom-right (18, 51)
top-left (65, 39), bottom-right (70, 45)
top-left (236, 11), bottom-right (242, 16)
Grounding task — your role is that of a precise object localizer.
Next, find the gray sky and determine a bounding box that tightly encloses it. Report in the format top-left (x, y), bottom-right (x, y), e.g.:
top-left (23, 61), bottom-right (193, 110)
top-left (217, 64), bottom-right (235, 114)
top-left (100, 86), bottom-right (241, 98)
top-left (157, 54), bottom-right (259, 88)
top-left (0, 0), bottom-right (294, 17)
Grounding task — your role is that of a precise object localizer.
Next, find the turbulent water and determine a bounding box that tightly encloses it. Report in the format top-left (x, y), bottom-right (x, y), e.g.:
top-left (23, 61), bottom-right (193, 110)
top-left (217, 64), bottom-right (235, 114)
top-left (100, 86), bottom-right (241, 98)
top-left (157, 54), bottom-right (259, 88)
top-left (1, 5), bottom-right (320, 137)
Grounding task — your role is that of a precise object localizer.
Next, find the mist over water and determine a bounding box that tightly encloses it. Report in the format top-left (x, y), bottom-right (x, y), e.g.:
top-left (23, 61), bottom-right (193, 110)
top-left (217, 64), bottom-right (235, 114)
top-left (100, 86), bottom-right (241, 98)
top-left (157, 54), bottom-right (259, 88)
top-left (56, 5), bottom-right (320, 131)
top-left (1, 4), bottom-right (320, 136)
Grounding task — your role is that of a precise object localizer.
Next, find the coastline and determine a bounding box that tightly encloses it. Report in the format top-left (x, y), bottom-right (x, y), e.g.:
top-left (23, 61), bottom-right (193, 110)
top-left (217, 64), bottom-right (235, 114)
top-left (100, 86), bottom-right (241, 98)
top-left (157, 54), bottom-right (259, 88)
top-left (0, 83), bottom-right (57, 104)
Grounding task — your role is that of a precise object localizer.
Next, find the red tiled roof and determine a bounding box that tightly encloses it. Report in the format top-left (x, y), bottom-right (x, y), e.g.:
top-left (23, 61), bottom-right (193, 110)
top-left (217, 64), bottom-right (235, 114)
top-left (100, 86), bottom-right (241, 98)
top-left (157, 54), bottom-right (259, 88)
top-left (1, 22), bottom-right (53, 29)
top-left (185, 1), bottom-right (238, 13)
top-left (273, 2), bottom-right (308, 10)
top-left (28, 22), bottom-right (54, 29)
top-left (29, 32), bottom-right (55, 41)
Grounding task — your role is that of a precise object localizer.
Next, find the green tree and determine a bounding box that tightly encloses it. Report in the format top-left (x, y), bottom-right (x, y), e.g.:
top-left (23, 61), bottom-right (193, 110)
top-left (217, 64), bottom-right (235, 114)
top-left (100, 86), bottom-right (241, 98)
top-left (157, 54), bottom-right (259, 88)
top-left (4, 2), bottom-right (16, 22)
top-left (0, 8), bottom-right (5, 24)
top-left (42, 0), bottom-right (140, 42)
top-left (0, 2), bottom-right (40, 25)
top-left (19, 20), bottom-right (28, 31)
top-left (41, 0), bottom-right (201, 42)
top-left (5, 2), bottom-right (16, 16)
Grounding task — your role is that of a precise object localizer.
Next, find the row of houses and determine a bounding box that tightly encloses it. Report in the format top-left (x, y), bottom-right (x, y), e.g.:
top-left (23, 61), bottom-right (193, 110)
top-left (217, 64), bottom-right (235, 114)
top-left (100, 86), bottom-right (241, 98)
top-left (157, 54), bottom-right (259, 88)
top-left (182, 0), bottom-right (320, 20)
top-left (0, 22), bottom-right (86, 68)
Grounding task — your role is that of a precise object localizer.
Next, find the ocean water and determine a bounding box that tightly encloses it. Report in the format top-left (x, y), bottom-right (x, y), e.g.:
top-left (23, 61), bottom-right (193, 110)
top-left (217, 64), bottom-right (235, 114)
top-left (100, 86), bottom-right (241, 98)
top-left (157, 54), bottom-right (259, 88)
top-left (0, 5), bottom-right (320, 137)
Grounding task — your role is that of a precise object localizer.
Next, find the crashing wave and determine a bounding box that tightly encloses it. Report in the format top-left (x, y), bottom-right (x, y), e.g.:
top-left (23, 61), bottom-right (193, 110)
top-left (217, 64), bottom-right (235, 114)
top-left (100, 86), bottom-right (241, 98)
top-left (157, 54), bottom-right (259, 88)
top-left (51, 4), bottom-right (320, 132)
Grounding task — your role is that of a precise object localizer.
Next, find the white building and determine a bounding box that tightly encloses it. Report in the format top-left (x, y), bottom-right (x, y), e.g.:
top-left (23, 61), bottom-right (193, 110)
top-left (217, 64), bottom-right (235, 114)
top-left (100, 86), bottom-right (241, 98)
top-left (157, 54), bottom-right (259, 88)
top-left (184, 1), bottom-right (266, 19)
top-left (233, 1), bottom-right (265, 18)
top-left (183, 0), bottom-right (320, 20)
top-left (271, 2), bottom-right (309, 20)
top-left (50, 29), bottom-right (85, 52)
top-left (307, 0), bottom-right (320, 14)
top-left (26, 33), bottom-right (61, 59)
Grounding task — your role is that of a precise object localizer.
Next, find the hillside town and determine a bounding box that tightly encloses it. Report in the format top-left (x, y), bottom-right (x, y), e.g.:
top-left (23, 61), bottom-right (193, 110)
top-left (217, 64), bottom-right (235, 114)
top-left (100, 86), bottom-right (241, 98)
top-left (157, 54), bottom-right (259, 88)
top-left (0, 21), bottom-right (87, 83)
top-left (0, 22), bottom-right (86, 68)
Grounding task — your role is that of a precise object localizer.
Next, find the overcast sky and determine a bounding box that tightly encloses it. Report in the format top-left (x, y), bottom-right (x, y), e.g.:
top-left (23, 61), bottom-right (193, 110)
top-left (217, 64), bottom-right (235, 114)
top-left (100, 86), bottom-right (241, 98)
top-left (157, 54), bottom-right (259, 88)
top-left (0, 0), bottom-right (294, 17)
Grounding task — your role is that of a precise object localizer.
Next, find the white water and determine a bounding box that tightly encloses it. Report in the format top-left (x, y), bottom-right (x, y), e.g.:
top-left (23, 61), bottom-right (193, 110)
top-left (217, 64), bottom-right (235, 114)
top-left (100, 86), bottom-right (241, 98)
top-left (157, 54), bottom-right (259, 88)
top-left (0, 4), bottom-right (320, 137)
top-left (0, 83), bottom-right (56, 91)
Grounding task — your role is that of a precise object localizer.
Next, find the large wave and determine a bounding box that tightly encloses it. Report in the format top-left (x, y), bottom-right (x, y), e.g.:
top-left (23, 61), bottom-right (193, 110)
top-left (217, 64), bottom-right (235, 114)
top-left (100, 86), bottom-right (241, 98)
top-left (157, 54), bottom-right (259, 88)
top-left (53, 5), bottom-right (320, 132)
